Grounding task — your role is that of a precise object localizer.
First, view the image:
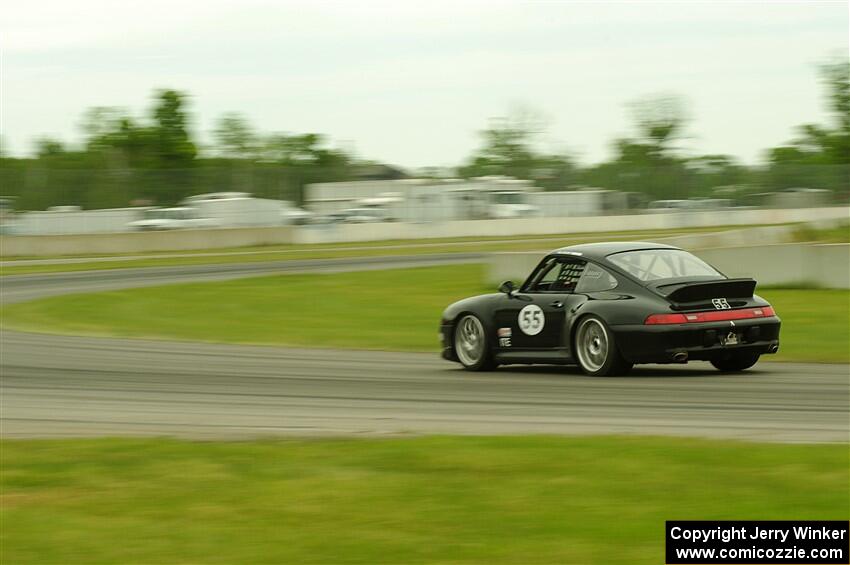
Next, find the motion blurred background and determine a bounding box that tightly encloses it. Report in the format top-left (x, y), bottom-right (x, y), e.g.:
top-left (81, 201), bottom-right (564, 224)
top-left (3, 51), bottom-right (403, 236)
top-left (1, 1), bottom-right (848, 233)
top-left (1, 1), bottom-right (848, 564)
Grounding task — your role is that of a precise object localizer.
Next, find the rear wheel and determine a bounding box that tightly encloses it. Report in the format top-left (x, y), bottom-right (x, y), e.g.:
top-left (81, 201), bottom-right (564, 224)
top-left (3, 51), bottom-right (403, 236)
top-left (574, 316), bottom-right (632, 376)
top-left (711, 352), bottom-right (760, 372)
top-left (454, 314), bottom-right (496, 371)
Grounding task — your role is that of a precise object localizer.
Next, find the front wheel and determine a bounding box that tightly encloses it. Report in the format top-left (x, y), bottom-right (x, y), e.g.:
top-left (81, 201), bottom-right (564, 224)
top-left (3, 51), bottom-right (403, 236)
top-left (574, 316), bottom-right (632, 376)
top-left (711, 352), bottom-right (760, 372)
top-left (454, 314), bottom-right (496, 371)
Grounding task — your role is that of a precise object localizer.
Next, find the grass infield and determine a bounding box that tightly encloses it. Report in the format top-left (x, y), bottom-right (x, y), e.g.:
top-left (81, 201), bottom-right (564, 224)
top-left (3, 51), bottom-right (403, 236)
top-left (2, 436), bottom-right (848, 564)
top-left (1, 264), bottom-right (847, 362)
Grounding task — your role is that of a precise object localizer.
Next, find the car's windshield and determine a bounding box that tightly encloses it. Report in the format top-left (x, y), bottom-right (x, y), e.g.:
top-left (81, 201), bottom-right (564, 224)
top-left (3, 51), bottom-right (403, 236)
top-left (607, 249), bottom-right (723, 282)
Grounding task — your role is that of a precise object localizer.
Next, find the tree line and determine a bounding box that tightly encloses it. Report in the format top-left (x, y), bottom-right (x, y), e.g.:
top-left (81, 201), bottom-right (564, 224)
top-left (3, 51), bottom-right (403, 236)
top-left (1, 60), bottom-right (846, 211)
top-left (459, 60), bottom-right (848, 202)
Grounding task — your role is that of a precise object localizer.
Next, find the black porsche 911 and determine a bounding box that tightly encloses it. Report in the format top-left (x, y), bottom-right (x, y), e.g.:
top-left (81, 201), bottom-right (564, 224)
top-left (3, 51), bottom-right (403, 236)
top-left (439, 242), bottom-right (781, 376)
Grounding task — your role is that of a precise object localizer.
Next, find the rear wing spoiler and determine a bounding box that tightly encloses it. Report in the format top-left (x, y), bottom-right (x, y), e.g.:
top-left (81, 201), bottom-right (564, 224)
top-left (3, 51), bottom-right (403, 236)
top-left (662, 278), bottom-right (757, 304)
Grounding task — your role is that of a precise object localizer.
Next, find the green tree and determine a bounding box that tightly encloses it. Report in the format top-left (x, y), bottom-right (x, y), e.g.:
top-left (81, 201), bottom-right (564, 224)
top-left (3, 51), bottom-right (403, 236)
top-left (821, 60), bottom-right (849, 137)
top-left (581, 95), bottom-right (692, 200)
top-left (151, 89), bottom-right (196, 165)
top-left (214, 113), bottom-right (259, 159)
top-left (81, 107), bottom-right (154, 169)
top-left (137, 89), bottom-right (199, 203)
top-left (763, 59), bottom-right (850, 198)
top-left (35, 137), bottom-right (66, 158)
top-left (262, 133), bottom-right (352, 201)
top-left (459, 108), bottom-right (575, 189)
top-left (686, 154), bottom-right (753, 199)
top-left (814, 59), bottom-right (849, 165)
top-left (628, 94), bottom-right (688, 158)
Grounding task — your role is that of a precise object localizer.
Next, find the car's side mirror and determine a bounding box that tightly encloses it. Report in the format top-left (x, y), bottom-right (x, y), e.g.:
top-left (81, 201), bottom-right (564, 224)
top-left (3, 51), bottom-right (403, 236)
top-left (498, 280), bottom-right (516, 295)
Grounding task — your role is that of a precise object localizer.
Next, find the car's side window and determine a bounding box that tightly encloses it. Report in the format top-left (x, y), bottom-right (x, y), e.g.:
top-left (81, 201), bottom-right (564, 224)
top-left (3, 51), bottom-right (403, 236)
top-left (536, 260), bottom-right (560, 287)
top-left (526, 258), bottom-right (586, 293)
top-left (552, 261), bottom-right (586, 292)
top-left (524, 258), bottom-right (557, 291)
top-left (574, 262), bottom-right (619, 293)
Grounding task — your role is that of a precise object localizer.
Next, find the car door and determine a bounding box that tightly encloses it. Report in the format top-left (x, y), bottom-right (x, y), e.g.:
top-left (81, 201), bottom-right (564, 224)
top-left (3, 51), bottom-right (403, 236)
top-left (494, 257), bottom-right (586, 351)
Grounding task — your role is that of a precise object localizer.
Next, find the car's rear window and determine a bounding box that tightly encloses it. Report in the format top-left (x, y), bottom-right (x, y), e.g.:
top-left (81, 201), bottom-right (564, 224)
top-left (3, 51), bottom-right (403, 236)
top-left (607, 249), bottom-right (723, 282)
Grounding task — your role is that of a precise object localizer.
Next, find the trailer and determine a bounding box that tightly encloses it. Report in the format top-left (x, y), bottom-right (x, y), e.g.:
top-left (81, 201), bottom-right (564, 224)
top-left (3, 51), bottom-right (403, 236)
top-left (530, 189), bottom-right (627, 217)
top-left (444, 180), bottom-right (540, 220)
top-left (191, 196), bottom-right (283, 227)
top-left (305, 177), bottom-right (541, 222)
top-left (127, 195), bottom-right (287, 231)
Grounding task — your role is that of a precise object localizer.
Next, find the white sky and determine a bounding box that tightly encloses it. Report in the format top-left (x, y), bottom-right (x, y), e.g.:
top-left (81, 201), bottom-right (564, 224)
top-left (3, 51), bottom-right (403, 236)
top-left (2, 0), bottom-right (848, 168)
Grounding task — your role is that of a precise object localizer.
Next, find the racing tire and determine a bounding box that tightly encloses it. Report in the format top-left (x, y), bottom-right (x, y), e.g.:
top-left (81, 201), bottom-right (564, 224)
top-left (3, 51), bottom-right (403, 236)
top-left (453, 314), bottom-right (497, 372)
top-left (573, 315), bottom-right (632, 377)
top-left (710, 352), bottom-right (760, 372)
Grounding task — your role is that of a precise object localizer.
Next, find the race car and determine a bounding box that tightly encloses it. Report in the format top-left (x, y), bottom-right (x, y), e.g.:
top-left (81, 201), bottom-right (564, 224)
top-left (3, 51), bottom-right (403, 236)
top-left (439, 242), bottom-right (781, 376)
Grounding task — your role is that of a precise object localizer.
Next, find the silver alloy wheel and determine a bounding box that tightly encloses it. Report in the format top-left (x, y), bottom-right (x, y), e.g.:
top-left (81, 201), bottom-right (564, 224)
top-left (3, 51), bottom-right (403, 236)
top-left (576, 318), bottom-right (609, 373)
top-left (455, 315), bottom-right (485, 367)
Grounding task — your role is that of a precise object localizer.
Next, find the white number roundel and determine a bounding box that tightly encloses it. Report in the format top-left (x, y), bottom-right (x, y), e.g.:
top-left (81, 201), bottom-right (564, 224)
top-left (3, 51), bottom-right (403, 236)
top-left (518, 304), bottom-right (545, 336)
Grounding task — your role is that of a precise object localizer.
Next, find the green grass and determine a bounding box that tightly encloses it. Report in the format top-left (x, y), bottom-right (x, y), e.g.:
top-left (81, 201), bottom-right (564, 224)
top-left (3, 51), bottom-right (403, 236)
top-left (2, 436), bottom-right (847, 564)
top-left (2, 265), bottom-right (847, 362)
top-left (0, 238), bottom-right (547, 276)
top-left (794, 220), bottom-right (850, 243)
top-left (0, 225), bottom-right (766, 276)
top-left (0, 265), bottom-right (483, 351)
top-left (761, 289), bottom-right (850, 362)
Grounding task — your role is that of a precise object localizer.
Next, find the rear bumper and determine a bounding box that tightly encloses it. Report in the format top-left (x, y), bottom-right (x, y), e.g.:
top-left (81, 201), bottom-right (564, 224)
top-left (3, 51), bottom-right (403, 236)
top-left (612, 317), bottom-right (781, 363)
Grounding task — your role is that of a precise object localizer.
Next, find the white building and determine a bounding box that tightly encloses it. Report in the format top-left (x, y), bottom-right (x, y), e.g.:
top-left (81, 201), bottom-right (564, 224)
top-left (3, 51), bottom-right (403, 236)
top-left (12, 206), bottom-right (148, 235)
top-left (530, 189), bottom-right (628, 217)
top-left (305, 177), bottom-right (542, 221)
top-left (10, 193), bottom-right (309, 235)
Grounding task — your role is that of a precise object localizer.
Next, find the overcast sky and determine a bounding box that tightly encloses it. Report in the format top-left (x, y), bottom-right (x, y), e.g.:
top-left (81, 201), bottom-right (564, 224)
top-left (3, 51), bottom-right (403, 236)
top-left (2, 1), bottom-right (847, 168)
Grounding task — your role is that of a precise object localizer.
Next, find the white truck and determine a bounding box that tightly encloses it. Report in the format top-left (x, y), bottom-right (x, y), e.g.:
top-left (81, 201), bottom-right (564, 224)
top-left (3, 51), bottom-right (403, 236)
top-left (127, 194), bottom-right (307, 230)
top-left (445, 186), bottom-right (540, 220)
top-left (127, 207), bottom-right (220, 231)
top-left (190, 195), bottom-right (283, 227)
top-left (488, 190), bottom-right (540, 219)
top-left (280, 201), bottom-right (313, 225)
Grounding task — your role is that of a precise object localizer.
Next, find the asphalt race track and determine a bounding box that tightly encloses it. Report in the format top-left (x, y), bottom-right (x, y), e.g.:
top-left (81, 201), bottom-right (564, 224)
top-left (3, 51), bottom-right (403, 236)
top-left (2, 256), bottom-right (848, 443)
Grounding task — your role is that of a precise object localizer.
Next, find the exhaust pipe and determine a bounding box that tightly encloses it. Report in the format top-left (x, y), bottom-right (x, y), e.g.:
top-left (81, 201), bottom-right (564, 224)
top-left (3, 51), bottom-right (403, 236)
top-left (673, 352), bottom-right (688, 363)
top-left (768, 344), bottom-right (779, 354)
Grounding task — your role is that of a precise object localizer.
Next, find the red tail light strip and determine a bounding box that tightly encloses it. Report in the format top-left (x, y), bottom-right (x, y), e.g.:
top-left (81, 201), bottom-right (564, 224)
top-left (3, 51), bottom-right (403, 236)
top-left (645, 306), bottom-right (775, 325)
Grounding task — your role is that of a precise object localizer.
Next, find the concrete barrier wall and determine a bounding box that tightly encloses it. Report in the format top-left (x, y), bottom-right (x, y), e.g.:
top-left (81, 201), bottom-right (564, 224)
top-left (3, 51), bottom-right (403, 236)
top-left (1, 206), bottom-right (846, 257)
top-left (488, 252), bottom-right (548, 288)
top-left (295, 206), bottom-right (849, 245)
top-left (486, 243), bottom-right (850, 289)
top-left (698, 244), bottom-right (850, 289)
top-left (654, 224), bottom-right (798, 250)
top-left (0, 226), bottom-right (296, 257)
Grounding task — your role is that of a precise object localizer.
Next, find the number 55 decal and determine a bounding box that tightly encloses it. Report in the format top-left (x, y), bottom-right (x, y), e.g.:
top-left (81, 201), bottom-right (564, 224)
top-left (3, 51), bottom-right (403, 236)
top-left (518, 304), bottom-right (545, 335)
